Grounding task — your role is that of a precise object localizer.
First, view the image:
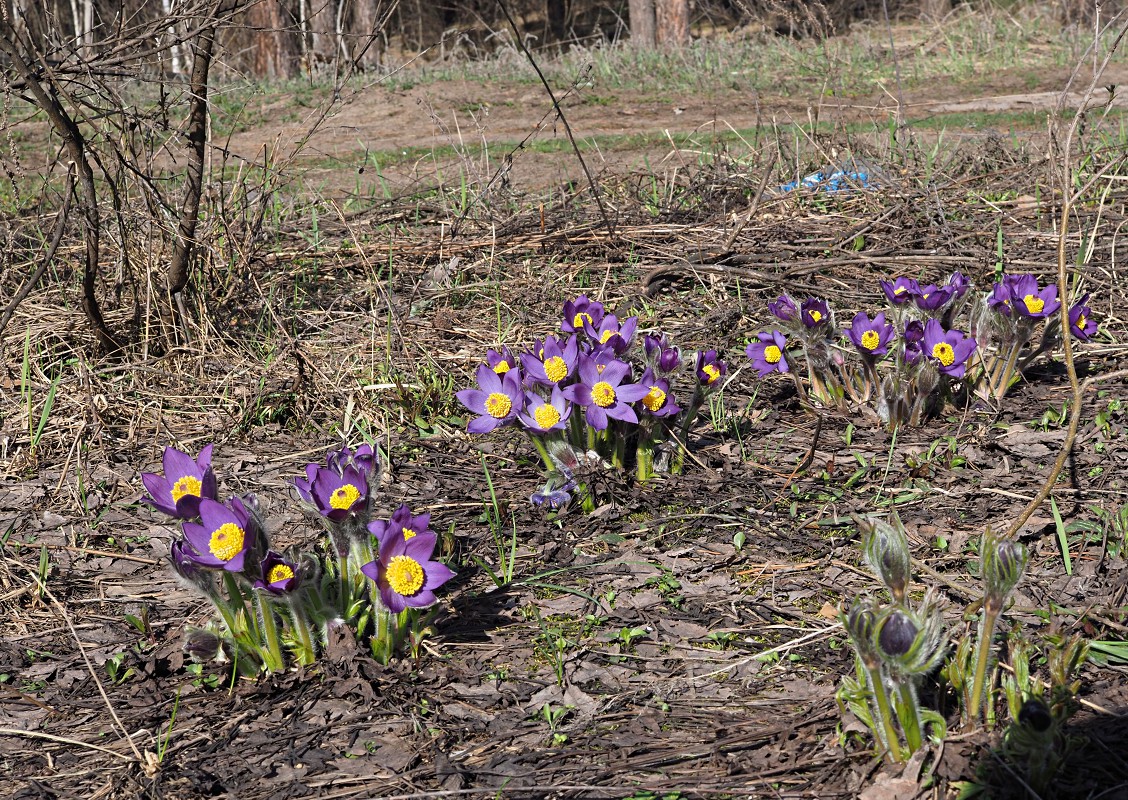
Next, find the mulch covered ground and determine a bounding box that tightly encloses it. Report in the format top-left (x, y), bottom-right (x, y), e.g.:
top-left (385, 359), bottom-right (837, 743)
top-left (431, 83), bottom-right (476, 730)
top-left (2, 126), bottom-right (1128, 799)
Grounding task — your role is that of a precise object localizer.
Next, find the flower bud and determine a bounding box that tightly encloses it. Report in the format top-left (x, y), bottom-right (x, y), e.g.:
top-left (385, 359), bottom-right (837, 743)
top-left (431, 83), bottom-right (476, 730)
top-left (981, 530), bottom-right (1027, 614)
top-left (184, 627), bottom-right (229, 663)
top-left (858, 515), bottom-right (912, 603)
top-left (1018, 698), bottom-right (1052, 733)
top-left (878, 610), bottom-right (918, 657)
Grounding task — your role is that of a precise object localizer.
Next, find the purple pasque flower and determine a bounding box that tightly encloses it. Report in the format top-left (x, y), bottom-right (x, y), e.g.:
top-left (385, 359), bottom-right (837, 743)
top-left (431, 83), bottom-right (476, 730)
top-left (141, 444), bottom-right (218, 519)
top-left (531, 486), bottom-right (572, 509)
top-left (987, 274), bottom-right (1023, 316)
top-left (562, 355), bottom-right (649, 430)
top-left (456, 363), bottom-right (524, 433)
top-left (584, 313), bottom-right (638, 355)
top-left (255, 551), bottom-right (302, 594)
top-left (170, 538), bottom-right (207, 584)
top-left (881, 277), bottom-right (920, 306)
top-left (643, 333), bottom-right (682, 374)
top-left (326, 443), bottom-right (380, 479)
top-left (181, 497), bottom-right (257, 572)
top-left (1069, 294), bottom-right (1098, 340)
top-left (636, 368), bottom-right (680, 417)
top-left (486, 346), bottom-right (519, 376)
top-left (1010, 274), bottom-right (1060, 319)
top-left (768, 294), bottom-right (799, 322)
top-left (745, 330), bottom-right (790, 376)
top-left (517, 386), bottom-right (572, 433)
top-left (361, 532), bottom-right (454, 614)
top-left (297, 462), bottom-right (369, 522)
top-left (902, 320), bottom-right (925, 364)
top-left (947, 271), bottom-right (971, 298)
top-left (922, 319), bottom-right (976, 378)
top-left (913, 283), bottom-right (955, 312)
top-left (521, 334), bottom-right (578, 386)
top-left (799, 297), bottom-right (831, 328)
top-left (368, 504), bottom-right (435, 548)
top-left (846, 311), bottom-right (895, 357)
top-left (695, 349), bottom-right (727, 387)
top-left (561, 294), bottom-right (605, 334)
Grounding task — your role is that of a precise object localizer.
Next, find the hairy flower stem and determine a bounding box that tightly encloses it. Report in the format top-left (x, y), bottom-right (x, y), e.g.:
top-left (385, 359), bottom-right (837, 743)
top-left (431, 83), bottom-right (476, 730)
top-left (896, 681), bottom-right (924, 754)
top-left (527, 433), bottom-right (554, 473)
top-left (866, 665), bottom-right (904, 762)
top-left (255, 593), bottom-right (286, 672)
top-left (967, 606), bottom-right (1001, 723)
top-left (990, 341), bottom-right (1024, 400)
top-left (288, 604), bottom-right (317, 665)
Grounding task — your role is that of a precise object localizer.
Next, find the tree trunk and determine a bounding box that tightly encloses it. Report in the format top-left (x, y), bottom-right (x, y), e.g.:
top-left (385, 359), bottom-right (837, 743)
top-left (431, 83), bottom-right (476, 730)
top-left (655, 0), bottom-right (688, 47)
top-left (628, 0), bottom-right (655, 47)
top-left (346, 0), bottom-right (383, 70)
top-left (245, 0), bottom-right (298, 79)
top-left (546, 0), bottom-right (566, 43)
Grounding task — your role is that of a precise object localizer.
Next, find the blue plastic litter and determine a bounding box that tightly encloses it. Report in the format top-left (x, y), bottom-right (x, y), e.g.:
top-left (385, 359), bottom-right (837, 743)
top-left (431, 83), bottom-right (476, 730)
top-left (777, 163), bottom-right (878, 194)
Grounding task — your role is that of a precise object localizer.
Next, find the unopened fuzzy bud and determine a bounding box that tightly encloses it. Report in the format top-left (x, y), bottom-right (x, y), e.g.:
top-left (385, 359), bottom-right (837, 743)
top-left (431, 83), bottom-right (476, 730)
top-left (981, 530), bottom-right (1028, 614)
top-left (858, 515), bottom-right (912, 603)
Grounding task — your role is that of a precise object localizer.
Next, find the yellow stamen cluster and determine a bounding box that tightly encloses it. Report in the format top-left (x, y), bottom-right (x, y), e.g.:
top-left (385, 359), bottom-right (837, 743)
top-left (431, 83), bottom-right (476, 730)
top-left (209, 523), bottom-right (245, 561)
top-left (764, 345), bottom-right (782, 364)
top-left (267, 563), bottom-right (295, 584)
top-left (330, 483), bottom-right (361, 510)
top-left (642, 386), bottom-right (666, 412)
top-left (809, 310), bottom-right (823, 323)
top-left (860, 330), bottom-right (880, 351)
top-left (599, 330), bottom-right (614, 344)
top-left (492, 361), bottom-right (511, 374)
top-left (534, 404), bottom-right (561, 429)
top-left (543, 356), bottom-right (568, 383)
top-left (402, 528), bottom-right (417, 540)
top-left (573, 312), bottom-right (593, 328)
top-left (485, 392), bottom-right (512, 419)
top-left (171, 475), bottom-right (202, 503)
top-left (1023, 294), bottom-right (1044, 314)
top-left (591, 381), bottom-right (616, 408)
top-left (932, 342), bottom-right (956, 367)
top-left (702, 364), bottom-right (720, 384)
top-left (386, 555), bottom-right (425, 596)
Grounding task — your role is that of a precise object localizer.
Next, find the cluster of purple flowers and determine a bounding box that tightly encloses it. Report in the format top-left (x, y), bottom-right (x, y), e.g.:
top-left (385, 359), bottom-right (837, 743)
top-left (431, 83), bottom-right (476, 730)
top-left (457, 294), bottom-right (727, 503)
top-left (142, 442), bottom-right (454, 672)
top-left (746, 270), bottom-right (1099, 426)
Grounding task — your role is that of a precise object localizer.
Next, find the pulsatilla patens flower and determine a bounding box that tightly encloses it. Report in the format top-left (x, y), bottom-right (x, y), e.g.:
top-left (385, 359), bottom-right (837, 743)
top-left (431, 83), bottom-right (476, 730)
top-left (521, 335), bottom-right (578, 386)
top-left (180, 497), bottom-right (257, 572)
top-left (768, 294), bottom-right (799, 322)
top-left (880, 277), bottom-right (919, 306)
top-left (583, 313), bottom-right (638, 355)
top-left (1009, 274), bottom-right (1060, 319)
top-left (326, 443), bottom-right (380, 481)
top-left (636, 368), bottom-right (680, 417)
top-left (694, 349), bottom-right (727, 387)
top-left (296, 460), bottom-right (370, 522)
top-left (745, 330), bottom-right (790, 376)
top-left (912, 283), bottom-right (954, 313)
top-left (987, 274), bottom-right (1023, 316)
top-left (456, 363), bottom-right (524, 433)
top-left (142, 444), bottom-right (218, 519)
top-left (799, 297), bottom-right (831, 328)
top-left (518, 386), bottom-right (572, 432)
top-left (562, 356), bottom-right (649, 430)
top-left (1069, 294), bottom-right (1098, 340)
top-left (947, 271), bottom-right (971, 298)
top-left (361, 532), bottom-right (454, 613)
top-left (922, 319), bottom-right (976, 378)
top-left (643, 333), bottom-right (681, 374)
top-left (486, 346), bottom-right (519, 375)
top-left (369, 504), bottom-right (435, 548)
top-left (255, 551), bottom-right (302, 594)
top-left (901, 320), bottom-right (925, 364)
top-left (561, 294), bottom-right (605, 334)
top-left (846, 312), bottom-right (894, 358)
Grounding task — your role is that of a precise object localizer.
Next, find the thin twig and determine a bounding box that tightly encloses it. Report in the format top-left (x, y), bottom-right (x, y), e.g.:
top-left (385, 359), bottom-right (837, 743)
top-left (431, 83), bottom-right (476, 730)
top-left (0, 728), bottom-right (135, 762)
top-left (493, 0), bottom-right (616, 242)
top-left (13, 558), bottom-right (143, 763)
top-left (0, 165), bottom-right (75, 338)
